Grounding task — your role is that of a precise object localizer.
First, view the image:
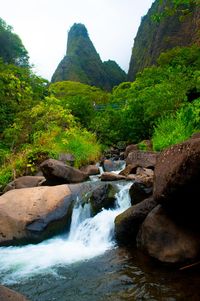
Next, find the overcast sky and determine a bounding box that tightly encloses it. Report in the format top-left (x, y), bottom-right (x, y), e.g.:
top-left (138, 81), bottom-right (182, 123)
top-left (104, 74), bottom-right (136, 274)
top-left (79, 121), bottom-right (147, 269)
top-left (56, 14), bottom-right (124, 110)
top-left (1, 0), bottom-right (154, 80)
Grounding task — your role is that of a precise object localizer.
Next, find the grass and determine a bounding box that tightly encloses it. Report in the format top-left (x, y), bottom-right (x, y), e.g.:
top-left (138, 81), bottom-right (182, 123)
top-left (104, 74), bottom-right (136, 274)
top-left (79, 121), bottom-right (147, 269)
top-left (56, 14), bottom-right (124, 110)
top-left (152, 98), bottom-right (200, 151)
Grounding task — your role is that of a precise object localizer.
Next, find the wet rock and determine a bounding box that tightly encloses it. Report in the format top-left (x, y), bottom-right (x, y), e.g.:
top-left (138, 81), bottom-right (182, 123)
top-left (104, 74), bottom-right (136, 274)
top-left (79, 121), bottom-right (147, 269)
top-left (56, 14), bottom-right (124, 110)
top-left (153, 135), bottom-right (200, 228)
top-left (90, 183), bottom-right (117, 215)
top-left (0, 185), bottom-right (74, 245)
top-left (124, 144), bottom-right (139, 159)
top-left (115, 197), bottom-right (157, 245)
top-left (137, 205), bottom-right (200, 263)
top-left (136, 167), bottom-right (154, 178)
top-left (119, 164), bottom-right (138, 176)
top-left (100, 172), bottom-right (126, 181)
top-left (80, 164), bottom-right (100, 176)
top-left (40, 159), bottom-right (89, 184)
top-left (129, 181), bottom-right (153, 205)
top-left (0, 285), bottom-right (29, 301)
top-left (3, 176), bottom-right (46, 193)
top-left (127, 174), bottom-right (153, 187)
top-left (126, 150), bottom-right (158, 168)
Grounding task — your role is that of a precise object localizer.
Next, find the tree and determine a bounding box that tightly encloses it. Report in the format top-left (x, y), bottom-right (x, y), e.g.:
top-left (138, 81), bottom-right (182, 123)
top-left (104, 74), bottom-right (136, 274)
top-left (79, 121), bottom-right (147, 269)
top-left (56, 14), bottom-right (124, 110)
top-left (0, 18), bottom-right (29, 66)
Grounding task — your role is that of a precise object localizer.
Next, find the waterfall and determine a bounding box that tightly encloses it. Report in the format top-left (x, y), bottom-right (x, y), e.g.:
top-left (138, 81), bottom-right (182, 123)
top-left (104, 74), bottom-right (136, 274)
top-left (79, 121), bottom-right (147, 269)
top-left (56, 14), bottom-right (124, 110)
top-left (0, 181), bottom-right (132, 284)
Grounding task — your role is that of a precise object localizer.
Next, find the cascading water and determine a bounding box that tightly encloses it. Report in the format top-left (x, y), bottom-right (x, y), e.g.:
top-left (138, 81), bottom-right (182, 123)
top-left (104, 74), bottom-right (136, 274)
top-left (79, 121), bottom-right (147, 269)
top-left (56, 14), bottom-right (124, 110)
top-left (0, 181), bottom-right (132, 285)
top-left (0, 181), bottom-right (199, 301)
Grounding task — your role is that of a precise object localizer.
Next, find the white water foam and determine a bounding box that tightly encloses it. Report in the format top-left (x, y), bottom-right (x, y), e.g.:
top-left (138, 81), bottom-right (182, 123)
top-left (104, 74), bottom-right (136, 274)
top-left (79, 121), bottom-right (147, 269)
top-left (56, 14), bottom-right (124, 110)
top-left (0, 182), bottom-right (132, 284)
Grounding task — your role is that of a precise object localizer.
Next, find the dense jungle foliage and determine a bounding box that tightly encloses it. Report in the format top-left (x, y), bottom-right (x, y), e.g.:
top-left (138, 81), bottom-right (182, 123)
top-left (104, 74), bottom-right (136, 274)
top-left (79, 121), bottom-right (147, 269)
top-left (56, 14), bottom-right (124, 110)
top-left (0, 15), bottom-right (199, 191)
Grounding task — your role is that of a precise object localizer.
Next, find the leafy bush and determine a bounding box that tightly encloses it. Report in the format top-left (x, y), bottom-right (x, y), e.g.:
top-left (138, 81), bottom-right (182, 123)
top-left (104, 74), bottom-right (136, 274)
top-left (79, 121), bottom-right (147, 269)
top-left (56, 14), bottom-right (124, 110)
top-left (59, 127), bottom-right (101, 167)
top-left (49, 81), bottom-right (109, 128)
top-left (152, 98), bottom-right (200, 151)
top-left (0, 17), bottom-right (29, 66)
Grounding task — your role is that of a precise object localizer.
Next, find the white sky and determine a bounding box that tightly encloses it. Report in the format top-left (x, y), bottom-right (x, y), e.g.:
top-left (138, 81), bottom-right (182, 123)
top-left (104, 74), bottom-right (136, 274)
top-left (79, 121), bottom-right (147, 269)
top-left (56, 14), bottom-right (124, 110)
top-left (1, 0), bottom-right (154, 81)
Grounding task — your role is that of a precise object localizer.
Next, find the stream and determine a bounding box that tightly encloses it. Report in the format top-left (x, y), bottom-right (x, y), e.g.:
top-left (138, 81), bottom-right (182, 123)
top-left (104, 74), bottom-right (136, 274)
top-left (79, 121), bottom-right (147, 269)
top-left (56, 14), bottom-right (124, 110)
top-left (0, 175), bottom-right (199, 300)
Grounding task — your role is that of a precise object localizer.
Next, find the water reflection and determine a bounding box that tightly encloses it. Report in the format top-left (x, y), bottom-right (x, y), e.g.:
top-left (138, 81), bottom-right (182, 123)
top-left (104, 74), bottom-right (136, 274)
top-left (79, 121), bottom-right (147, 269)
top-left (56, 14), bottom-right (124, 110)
top-left (8, 247), bottom-right (200, 301)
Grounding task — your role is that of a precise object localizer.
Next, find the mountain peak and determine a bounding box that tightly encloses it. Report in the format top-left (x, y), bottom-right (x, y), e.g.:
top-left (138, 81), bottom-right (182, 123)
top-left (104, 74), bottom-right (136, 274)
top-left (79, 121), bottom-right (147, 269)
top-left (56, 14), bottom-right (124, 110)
top-left (68, 23), bottom-right (89, 39)
top-left (52, 23), bottom-right (126, 90)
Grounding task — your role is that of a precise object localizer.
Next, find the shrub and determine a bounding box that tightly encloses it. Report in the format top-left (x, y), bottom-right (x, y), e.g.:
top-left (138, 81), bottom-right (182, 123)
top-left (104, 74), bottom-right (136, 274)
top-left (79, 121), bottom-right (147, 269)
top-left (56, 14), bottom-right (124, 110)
top-left (152, 98), bottom-right (200, 151)
top-left (60, 127), bottom-right (101, 167)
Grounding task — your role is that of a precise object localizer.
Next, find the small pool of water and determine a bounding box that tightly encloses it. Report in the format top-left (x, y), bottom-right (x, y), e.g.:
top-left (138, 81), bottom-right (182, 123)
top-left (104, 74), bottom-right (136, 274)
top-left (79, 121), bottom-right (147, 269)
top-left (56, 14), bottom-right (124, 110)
top-left (7, 247), bottom-right (200, 301)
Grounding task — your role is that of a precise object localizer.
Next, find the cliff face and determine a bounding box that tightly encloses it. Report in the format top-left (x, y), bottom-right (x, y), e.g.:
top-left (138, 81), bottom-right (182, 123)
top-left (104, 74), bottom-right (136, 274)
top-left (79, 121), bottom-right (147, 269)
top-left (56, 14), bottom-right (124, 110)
top-left (51, 23), bottom-right (126, 90)
top-left (128, 0), bottom-right (200, 81)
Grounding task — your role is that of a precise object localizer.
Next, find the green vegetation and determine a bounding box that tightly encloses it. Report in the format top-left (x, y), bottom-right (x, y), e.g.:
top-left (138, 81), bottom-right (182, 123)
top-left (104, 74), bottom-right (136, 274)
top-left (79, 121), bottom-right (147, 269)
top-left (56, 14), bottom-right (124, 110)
top-left (0, 18), bottom-right (29, 66)
top-left (128, 0), bottom-right (199, 80)
top-left (0, 16), bottom-right (199, 192)
top-left (0, 19), bottom-right (102, 190)
top-left (152, 98), bottom-right (200, 150)
top-left (49, 81), bottom-right (109, 127)
top-left (0, 90), bottom-right (101, 189)
top-left (91, 46), bottom-right (200, 145)
top-left (0, 60), bottom-right (48, 133)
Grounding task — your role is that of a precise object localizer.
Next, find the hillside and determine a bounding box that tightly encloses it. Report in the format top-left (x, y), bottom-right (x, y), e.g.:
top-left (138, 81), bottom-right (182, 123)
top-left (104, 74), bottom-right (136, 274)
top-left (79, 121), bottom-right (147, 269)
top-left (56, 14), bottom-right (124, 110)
top-left (51, 23), bottom-right (126, 90)
top-left (128, 0), bottom-right (200, 80)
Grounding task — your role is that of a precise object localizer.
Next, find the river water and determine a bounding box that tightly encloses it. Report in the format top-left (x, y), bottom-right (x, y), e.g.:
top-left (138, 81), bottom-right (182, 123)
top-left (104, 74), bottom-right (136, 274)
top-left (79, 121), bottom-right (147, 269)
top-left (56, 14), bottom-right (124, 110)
top-left (0, 181), bottom-right (199, 300)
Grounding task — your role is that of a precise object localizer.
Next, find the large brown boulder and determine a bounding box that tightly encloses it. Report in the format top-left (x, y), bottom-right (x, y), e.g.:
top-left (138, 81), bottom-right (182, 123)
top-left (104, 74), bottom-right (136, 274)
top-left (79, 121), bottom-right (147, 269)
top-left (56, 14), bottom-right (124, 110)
top-left (0, 185), bottom-right (74, 245)
top-left (0, 285), bottom-right (29, 301)
top-left (137, 205), bottom-right (200, 263)
top-left (114, 197), bottom-right (157, 245)
top-left (153, 135), bottom-right (200, 227)
top-left (126, 150), bottom-right (158, 168)
top-left (40, 159), bottom-right (89, 184)
top-left (3, 176), bottom-right (46, 193)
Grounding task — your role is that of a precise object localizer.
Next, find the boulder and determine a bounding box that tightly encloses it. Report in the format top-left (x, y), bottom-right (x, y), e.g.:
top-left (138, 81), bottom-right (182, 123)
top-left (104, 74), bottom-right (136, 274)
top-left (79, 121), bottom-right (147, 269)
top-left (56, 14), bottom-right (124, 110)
top-left (0, 185), bottom-right (74, 245)
top-left (40, 159), bottom-right (89, 184)
top-left (3, 176), bottom-right (46, 193)
top-left (129, 181), bottom-right (153, 205)
top-left (100, 172), bottom-right (126, 181)
top-left (115, 197), bottom-right (157, 245)
top-left (190, 132), bottom-right (200, 140)
top-left (136, 167), bottom-right (154, 178)
top-left (126, 173), bottom-right (153, 187)
top-left (90, 183), bottom-right (117, 215)
top-left (124, 144), bottom-right (138, 159)
top-left (126, 150), bottom-right (158, 168)
top-left (137, 205), bottom-right (200, 263)
top-left (119, 164), bottom-right (138, 176)
top-left (153, 135), bottom-right (200, 227)
top-left (0, 285), bottom-right (29, 301)
top-left (80, 164), bottom-right (100, 176)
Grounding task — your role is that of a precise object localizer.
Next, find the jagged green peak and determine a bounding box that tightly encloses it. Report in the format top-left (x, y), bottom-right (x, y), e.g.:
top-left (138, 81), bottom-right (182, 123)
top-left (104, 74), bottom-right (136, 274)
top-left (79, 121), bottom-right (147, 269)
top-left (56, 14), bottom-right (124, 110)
top-left (52, 23), bottom-right (127, 90)
top-left (68, 23), bottom-right (89, 39)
